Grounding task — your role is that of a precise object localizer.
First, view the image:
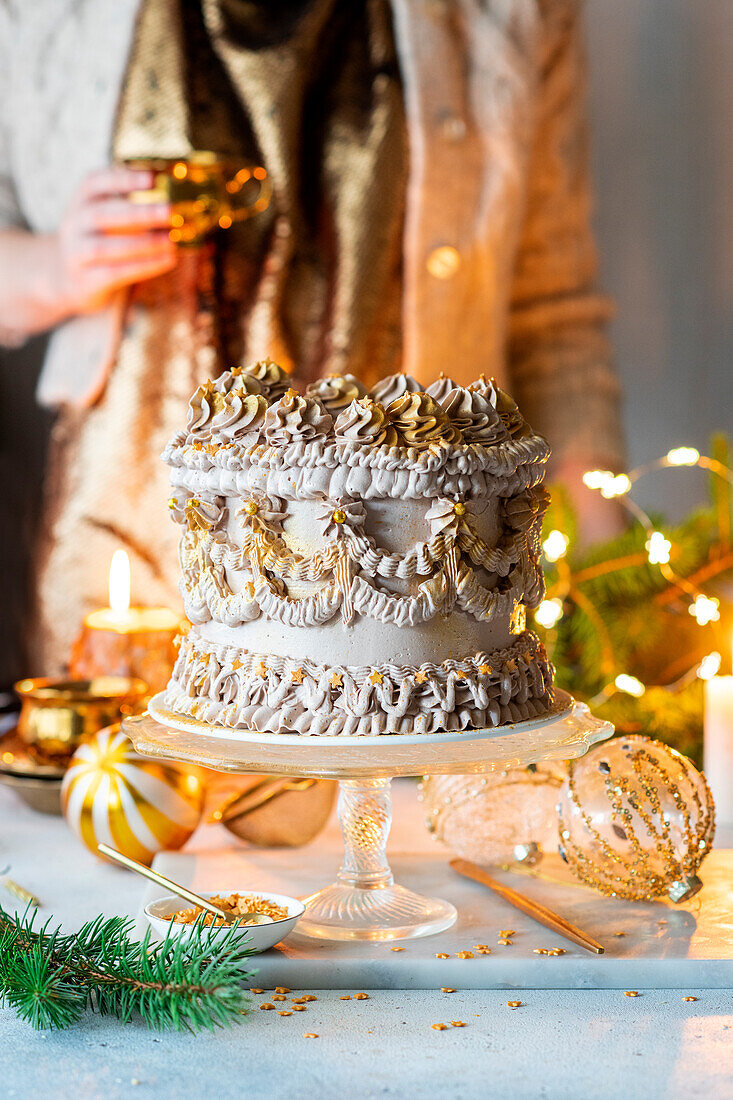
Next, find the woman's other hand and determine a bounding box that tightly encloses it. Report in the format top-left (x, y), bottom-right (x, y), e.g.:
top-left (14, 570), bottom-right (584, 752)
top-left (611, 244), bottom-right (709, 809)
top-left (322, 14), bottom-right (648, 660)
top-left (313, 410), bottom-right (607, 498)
top-left (54, 166), bottom-right (176, 314)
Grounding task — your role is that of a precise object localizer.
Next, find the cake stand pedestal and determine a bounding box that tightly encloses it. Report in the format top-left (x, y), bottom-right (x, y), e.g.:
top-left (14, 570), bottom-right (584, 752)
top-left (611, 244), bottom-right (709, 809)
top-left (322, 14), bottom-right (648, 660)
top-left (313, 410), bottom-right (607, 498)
top-left (124, 691), bottom-right (612, 941)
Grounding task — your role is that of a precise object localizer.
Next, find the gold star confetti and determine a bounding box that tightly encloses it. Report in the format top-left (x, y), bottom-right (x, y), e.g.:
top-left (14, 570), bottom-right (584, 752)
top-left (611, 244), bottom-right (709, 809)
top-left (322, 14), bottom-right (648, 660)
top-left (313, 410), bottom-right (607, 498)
top-left (290, 668), bottom-right (305, 684)
top-left (330, 672), bottom-right (344, 689)
top-left (369, 670), bottom-right (384, 685)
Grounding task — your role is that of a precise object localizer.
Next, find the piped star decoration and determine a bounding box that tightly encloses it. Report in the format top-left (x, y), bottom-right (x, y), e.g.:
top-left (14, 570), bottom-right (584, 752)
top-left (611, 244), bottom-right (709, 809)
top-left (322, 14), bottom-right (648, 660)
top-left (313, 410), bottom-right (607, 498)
top-left (329, 671), bottom-right (344, 689)
top-left (369, 670), bottom-right (384, 686)
top-left (290, 668), bottom-right (305, 684)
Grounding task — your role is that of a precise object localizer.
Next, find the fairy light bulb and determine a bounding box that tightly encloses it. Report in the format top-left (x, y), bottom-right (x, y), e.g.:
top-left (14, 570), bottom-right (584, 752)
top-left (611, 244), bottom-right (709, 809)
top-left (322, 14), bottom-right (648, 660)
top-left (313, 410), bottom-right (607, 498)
top-left (535, 598), bottom-right (564, 629)
top-left (646, 530), bottom-right (672, 565)
top-left (542, 530), bottom-right (569, 562)
top-left (666, 446), bottom-right (700, 467)
top-left (689, 594), bottom-right (720, 626)
top-left (582, 470), bottom-right (631, 498)
top-left (614, 673), bottom-right (646, 698)
top-left (697, 652), bottom-right (722, 680)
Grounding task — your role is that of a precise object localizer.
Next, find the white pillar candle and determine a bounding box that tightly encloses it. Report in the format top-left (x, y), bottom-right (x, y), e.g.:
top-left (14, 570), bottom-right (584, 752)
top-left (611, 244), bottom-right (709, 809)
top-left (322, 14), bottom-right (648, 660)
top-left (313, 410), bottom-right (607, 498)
top-left (704, 676), bottom-right (733, 824)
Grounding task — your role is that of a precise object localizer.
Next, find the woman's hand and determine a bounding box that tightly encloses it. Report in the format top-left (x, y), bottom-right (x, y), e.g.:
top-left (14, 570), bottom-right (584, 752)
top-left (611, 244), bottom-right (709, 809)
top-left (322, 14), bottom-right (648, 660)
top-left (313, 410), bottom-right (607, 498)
top-left (0, 166), bottom-right (177, 343)
top-left (53, 166), bottom-right (176, 314)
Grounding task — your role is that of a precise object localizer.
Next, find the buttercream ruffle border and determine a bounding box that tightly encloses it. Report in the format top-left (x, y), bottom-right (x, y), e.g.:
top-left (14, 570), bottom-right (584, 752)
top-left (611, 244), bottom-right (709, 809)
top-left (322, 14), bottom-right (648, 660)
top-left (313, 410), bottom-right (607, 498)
top-left (165, 630), bottom-right (555, 737)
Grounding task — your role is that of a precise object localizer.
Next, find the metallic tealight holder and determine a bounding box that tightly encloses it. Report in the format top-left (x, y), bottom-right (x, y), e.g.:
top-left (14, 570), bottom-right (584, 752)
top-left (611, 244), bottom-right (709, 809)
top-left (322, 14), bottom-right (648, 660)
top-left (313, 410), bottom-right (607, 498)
top-left (15, 677), bottom-right (149, 758)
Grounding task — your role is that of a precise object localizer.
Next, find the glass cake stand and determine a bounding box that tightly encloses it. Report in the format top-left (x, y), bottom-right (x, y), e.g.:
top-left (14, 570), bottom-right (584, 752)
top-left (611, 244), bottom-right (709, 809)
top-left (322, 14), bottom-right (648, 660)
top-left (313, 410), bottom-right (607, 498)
top-left (123, 690), bottom-right (612, 941)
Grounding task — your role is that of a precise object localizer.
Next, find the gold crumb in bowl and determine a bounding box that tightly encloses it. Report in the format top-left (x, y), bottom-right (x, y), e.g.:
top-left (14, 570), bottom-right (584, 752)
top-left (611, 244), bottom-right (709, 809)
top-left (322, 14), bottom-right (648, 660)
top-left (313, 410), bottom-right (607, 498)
top-left (164, 892), bottom-right (289, 926)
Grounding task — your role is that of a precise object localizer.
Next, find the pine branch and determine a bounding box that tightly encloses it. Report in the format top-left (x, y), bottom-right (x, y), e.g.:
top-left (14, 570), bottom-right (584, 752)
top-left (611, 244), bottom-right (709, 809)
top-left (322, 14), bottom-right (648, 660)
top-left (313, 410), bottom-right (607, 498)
top-left (0, 905), bottom-right (256, 1032)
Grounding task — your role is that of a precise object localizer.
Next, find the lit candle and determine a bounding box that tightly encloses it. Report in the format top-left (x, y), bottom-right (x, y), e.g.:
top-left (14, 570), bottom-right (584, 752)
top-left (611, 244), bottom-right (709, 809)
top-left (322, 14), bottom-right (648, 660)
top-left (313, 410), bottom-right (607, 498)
top-left (69, 550), bottom-right (181, 695)
top-left (703, 637), bottom-right (733, 825)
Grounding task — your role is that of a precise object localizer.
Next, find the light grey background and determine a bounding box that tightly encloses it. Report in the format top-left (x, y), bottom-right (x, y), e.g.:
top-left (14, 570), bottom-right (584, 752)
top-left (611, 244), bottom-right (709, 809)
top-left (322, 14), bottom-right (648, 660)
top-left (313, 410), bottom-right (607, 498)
top-left (588, 0), bottom-right (732, 517)
top-left (1, 0), bottom-right (731, 684)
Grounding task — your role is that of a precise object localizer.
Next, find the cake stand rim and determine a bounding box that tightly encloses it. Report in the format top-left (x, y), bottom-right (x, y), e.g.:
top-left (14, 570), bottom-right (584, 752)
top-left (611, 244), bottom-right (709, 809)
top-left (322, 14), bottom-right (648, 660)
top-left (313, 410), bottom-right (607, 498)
top-left (146, 689), bottom-right (577, 747)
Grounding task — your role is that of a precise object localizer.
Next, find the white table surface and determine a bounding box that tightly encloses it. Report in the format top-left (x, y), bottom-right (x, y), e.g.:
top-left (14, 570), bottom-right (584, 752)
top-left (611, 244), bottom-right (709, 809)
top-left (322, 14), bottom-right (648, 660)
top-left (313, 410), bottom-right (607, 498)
top-left (2, 779), bottom-right (732, 1100)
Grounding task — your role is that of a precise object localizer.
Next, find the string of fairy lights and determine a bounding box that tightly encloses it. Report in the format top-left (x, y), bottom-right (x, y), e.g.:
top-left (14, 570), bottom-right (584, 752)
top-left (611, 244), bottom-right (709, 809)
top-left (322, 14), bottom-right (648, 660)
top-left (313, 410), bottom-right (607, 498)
top-left (533, 446), bottom-right (732, 706)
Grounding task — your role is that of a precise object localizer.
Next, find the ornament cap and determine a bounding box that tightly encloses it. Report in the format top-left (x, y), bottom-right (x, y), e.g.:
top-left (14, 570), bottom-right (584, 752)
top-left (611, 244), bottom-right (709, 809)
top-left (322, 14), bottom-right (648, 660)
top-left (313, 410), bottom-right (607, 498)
top-left (668, 874), bottom-right (703, 903)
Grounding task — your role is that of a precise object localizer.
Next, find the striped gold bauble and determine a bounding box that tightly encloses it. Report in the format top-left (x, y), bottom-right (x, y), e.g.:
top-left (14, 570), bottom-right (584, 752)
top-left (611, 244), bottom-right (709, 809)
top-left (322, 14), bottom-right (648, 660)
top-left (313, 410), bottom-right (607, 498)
top-left (61, 725), bottom-right (204, 866)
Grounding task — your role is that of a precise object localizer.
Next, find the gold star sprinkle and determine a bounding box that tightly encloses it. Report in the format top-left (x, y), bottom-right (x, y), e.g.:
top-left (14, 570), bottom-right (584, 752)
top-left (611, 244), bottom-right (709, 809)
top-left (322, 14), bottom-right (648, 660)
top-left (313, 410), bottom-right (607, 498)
top-left (415, 669), bottom-right (429, 684)
top-left (431, 1023), bottom-right (448, 1031)
top-left (290, 668), bottom-right (305, 684)
top-left (354, 993), bottom-right (369, 1000)
top-left (450, 1021), bottom-right (467, 1027)
top-left (304, 1033), bottom-right (319, 1039)
top-left (330, 672), bottom-right (344, 689)
top-left (390, 946), bottom-right (404, 952)
top-left (478, 664), bottom-right (493, 675)
top-left (455, 951), bottom-right (474, 959)
top-left (441, 988), bottom-right (456, 994)
top-left (231, 658), bottom-right (243, 671)
top-left (684, 996), bottom-right (698, 1002)
top-left (369, 670), bottom-right (384, 685)
top-left (507, 1001), bottom-right (523, 1009)
top-left (256, 661), bottom-right (268, 678)
top-left (624, 991), bottom-right (639, 998)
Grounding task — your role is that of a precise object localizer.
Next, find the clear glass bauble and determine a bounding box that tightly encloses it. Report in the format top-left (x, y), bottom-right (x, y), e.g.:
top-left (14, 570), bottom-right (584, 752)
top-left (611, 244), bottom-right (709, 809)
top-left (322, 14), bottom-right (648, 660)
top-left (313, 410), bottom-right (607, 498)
top-left (419, 762), bottom-right (566, 866)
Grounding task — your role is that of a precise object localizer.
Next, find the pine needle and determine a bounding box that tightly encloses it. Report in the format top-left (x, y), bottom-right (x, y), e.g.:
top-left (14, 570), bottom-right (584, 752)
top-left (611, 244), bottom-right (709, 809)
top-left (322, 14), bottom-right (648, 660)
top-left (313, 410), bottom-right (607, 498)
top-left (0, 905), bottom-right (256, 1033)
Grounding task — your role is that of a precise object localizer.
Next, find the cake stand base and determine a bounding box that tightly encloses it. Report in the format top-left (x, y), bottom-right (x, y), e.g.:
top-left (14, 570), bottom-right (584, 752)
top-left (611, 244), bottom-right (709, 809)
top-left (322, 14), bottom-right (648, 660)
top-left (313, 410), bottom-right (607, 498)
top-left (125, 693), bottom-right (612, 942)
top-left (297, 777), bottom-right (457, 940)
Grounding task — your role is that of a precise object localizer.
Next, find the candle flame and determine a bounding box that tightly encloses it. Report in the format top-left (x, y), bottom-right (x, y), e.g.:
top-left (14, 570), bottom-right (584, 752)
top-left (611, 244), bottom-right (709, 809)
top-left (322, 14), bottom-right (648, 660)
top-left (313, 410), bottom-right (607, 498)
top-left (108, 550), bottom-right (131, 615)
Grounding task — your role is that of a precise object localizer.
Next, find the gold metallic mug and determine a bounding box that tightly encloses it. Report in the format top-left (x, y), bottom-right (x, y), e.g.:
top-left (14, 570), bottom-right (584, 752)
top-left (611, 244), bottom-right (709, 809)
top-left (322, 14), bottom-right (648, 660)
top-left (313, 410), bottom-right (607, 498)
top-left (125, 151), bottom-right (271, 245)
top-left (15, 677), bottom-right (149, 757)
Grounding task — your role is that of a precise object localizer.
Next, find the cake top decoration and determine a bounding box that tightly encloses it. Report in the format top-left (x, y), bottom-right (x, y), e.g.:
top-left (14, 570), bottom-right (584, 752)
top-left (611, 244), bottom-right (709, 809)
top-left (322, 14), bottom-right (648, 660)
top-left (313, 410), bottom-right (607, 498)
top-left (370, 372), bottom-right (423, 406)
top-left (334, 396), bottom-right (398, 447)
top-left (264, 388), bottom-right (334, 445)
top-left (306, 373), bottom-right (367, 412)
top-left (385, 391), bottom-right (461, 449)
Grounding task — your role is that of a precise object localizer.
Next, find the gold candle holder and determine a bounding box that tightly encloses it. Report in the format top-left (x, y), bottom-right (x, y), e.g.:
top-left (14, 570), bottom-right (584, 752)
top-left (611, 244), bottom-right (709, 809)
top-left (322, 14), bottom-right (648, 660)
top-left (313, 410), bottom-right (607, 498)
top-left (70, 608), bottom-right (181, 696)
top-left (15, 677), bottom-right (148, 758)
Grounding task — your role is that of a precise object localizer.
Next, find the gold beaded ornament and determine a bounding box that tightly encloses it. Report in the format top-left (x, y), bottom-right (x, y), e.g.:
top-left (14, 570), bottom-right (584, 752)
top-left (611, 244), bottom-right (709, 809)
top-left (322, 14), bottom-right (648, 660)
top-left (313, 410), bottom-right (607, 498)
top-left (61, 724), bottom-right (204, 866)
top-left (557, 735), bottom-right (715, 902)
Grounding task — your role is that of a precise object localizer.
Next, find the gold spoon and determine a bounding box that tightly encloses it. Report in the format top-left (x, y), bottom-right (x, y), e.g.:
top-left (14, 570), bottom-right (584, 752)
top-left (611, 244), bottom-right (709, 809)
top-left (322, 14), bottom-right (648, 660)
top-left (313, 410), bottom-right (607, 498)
top-left (97, 843), bottom-right (263, 925)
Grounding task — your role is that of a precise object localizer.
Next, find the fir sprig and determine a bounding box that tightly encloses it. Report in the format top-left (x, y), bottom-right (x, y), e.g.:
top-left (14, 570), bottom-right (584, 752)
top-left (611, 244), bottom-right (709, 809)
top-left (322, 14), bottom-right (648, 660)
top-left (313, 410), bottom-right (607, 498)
top-left (0, 904), bottom-right (256, 1032)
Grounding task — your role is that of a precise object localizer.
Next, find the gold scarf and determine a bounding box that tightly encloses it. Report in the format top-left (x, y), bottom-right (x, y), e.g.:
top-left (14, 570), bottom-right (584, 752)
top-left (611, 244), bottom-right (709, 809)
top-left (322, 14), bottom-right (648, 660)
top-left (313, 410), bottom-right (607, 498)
top-left (33, 0), bottom-right (407, 674)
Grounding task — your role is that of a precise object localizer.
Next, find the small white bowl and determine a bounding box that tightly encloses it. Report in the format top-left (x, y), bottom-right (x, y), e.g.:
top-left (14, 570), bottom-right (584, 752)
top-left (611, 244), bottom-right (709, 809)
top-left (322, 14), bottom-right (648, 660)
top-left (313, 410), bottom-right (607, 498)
top-left (144, 890), bottom-right (305, 954)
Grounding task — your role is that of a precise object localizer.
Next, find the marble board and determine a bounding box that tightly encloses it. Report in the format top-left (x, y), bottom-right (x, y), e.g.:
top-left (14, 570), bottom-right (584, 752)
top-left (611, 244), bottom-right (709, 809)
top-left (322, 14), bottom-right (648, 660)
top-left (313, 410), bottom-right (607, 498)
top-left (138, 845), bottom-right (733, 991)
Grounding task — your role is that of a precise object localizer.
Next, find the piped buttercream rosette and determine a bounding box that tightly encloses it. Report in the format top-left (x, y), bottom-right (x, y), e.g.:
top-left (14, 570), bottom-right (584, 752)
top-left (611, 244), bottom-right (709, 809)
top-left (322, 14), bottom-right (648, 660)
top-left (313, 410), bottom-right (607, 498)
top-left (306, 373), bottom-right (367, 413)
top-left (386, 391), bottom-right (462, 449)
top-left (334, 397), bottom-right (398, 447)
top-left (370, 372), bottom-right (423, 406)
top-left (264, 389), bottom-right (334, 446)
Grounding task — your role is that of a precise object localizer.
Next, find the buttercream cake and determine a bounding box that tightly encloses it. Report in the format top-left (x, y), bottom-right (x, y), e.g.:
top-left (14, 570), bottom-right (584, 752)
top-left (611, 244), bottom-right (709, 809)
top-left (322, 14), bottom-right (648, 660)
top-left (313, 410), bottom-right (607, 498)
top-left (162, 362), bottom-right (554, 736)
